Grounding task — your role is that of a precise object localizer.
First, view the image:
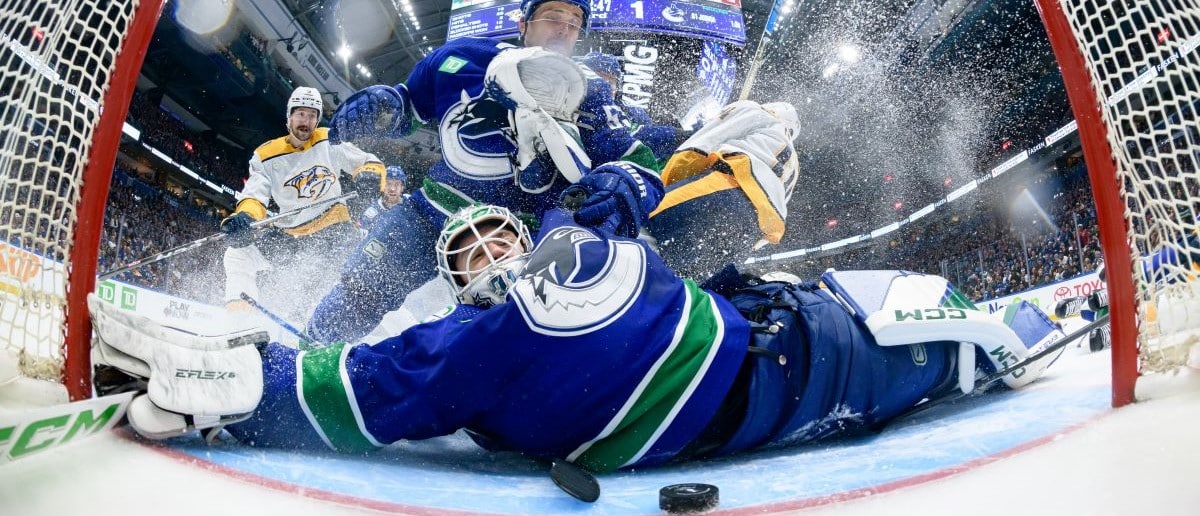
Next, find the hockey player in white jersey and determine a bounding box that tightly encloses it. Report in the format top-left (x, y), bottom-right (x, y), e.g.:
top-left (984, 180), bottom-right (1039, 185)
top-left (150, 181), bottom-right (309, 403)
top-left (221, 87), bottom-right (385, 319)
top-left (645, 100), bottom-right (802, 280)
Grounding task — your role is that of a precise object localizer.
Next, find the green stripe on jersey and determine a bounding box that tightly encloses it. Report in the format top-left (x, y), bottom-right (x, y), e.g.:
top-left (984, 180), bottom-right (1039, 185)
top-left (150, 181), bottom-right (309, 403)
top-left (622, 141), bottom-right (665, 173)
top-left (573, 279), bottom-right (724, 471)
top-left (941, 284), bottom-right (979, 310)
top-left (420, 177), bottom-right (474, 215)
top-left (297, 343), bottom-right (380, 453)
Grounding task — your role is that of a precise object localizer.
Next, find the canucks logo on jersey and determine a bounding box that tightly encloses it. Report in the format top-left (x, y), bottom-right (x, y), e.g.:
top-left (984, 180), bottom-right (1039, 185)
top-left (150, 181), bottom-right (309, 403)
top-left (284, 165), bottom-right (336, 200)
top-left (439, 91), bottom-right (514, 180)
top-left (511, 226), bottom-right (646, 336)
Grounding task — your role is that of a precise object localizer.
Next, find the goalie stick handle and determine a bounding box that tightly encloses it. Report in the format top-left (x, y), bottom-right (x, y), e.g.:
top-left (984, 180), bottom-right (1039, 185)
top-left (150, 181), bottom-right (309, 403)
top-left (98, 192), bottom-right (357, 282)
top-left (890, 314), bottom-right (1112, 423)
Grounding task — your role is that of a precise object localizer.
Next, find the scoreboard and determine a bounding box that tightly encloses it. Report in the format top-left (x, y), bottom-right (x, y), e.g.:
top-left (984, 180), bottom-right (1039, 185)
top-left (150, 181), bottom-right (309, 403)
top-left (447, 0), bottom-right (747, 46)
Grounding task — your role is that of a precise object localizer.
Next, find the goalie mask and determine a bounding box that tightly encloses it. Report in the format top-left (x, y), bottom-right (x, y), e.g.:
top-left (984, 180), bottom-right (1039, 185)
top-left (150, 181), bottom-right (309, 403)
top-left (436, 205), bottom-right (534, 307)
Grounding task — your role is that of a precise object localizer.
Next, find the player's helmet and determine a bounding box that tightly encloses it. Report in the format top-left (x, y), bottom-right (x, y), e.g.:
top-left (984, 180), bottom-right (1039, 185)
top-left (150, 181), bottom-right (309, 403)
top-left (577, 51), bottom-right (620, 77)
top-left (287, 86), bottom-right (324, 120)
top-left (386, 165), bottom-right (407, 184)
top-left (436, 205), bottom-right (534, 307)
top-left (521, 0), bottom-right (591, 30)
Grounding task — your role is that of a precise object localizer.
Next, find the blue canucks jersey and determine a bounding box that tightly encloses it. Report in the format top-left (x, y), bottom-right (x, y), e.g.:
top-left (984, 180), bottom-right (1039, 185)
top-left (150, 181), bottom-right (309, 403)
top-left (233, 209), bottom-right (751, 471)
top-left (358, 195), bottom-right (406, 232)
top-left (403, 37), bottom-right (660, 224)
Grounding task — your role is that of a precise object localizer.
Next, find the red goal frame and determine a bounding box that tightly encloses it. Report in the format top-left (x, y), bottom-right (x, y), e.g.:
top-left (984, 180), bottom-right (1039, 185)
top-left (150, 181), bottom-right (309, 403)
top-left (63, 0), bottom-right (166, 401)
top-left (1034, 0), bottom-right (1138, 407)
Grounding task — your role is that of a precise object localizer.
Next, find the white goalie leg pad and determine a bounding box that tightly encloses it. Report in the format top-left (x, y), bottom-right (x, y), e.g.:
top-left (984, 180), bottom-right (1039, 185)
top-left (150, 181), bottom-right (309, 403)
top-left (127, 394), bottom-right (253, 441)
top-left (487, 47), bottom-right (591, 185)
top-left (864, 302), bottom-right (1065, 390)
top-left (88, 294), bottom-right (265, 417)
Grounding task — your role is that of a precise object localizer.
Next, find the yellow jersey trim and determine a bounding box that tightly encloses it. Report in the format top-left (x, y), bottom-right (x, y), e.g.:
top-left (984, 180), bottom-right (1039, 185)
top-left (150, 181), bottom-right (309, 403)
top-left (254, 128), bottom-right (331, 162)
top-left (283, 203), bottom-right (352, 237)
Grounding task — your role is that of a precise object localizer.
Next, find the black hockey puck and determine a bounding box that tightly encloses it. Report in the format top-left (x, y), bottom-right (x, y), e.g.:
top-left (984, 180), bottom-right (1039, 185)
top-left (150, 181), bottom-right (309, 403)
top-left (659, 483), bottom-right (719, 513)
top-left (550, 460), bottom-right (600, 503)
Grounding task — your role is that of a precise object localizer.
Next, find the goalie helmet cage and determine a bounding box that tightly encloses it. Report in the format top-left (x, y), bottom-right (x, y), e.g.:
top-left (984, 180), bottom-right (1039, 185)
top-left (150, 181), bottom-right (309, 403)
top-left (1035, 0), bottom-right (1200, 407)
top-left (0, 0), bottom-right (165, 401)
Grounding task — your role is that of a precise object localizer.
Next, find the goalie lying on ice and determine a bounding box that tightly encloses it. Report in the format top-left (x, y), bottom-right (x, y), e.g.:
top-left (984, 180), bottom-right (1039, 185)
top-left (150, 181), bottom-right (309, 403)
top-left (90, 199), bottom-right (1065, 473)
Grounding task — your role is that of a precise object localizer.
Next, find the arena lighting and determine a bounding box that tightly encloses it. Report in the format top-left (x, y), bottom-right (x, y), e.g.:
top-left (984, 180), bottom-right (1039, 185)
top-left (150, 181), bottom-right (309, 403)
top-left (337, 43), bottom-right (352, 62)
top-left (837, 44), bottom-right (861, 64)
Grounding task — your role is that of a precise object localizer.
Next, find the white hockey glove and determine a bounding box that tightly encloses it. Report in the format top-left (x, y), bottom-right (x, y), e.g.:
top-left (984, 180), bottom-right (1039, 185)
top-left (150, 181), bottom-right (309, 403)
top-left (485, 47), bottom-right (591, 191)
top-left (88, 294), bottom-right (266, 440)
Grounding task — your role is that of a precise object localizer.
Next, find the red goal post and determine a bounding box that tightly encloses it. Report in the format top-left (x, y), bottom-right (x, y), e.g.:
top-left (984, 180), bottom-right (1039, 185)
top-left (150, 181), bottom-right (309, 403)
top-left (1035, 0), bottom-right (1200, 406)
top-left (0, 0), bottom-right (165, 401)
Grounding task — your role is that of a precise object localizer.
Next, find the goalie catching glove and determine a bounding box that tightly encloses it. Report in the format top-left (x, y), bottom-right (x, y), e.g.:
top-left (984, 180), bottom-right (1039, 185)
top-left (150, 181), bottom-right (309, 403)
top-left (485, 46), bottom-right (591, 192)
top-left (88, 294), bottom-right (266, 440)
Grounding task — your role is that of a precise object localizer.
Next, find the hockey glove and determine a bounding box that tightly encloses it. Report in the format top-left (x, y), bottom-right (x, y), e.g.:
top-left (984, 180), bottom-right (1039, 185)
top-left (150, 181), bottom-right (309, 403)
top-left (328, 85), bottom-right (413, 144)
top-left (88, 294), bottom-right (266, 440)
top-left (564, 161), bottom-right (664, 238)
top-left (220, 212), bottom-right (257, 248)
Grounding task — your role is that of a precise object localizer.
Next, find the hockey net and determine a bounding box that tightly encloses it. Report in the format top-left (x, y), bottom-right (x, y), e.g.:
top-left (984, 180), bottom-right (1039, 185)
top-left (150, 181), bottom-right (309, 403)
top-left (1036, 0), bottom-right (1200, 405)
top-left (0, 0), bottom-right (162, 402)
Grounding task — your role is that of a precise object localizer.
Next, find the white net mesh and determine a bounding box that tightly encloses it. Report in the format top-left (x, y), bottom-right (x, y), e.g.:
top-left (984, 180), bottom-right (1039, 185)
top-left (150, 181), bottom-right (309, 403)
top-left (1055, 0), bottom-right (1200, 371)
top-left (0, 1), bottom-right (139, 381)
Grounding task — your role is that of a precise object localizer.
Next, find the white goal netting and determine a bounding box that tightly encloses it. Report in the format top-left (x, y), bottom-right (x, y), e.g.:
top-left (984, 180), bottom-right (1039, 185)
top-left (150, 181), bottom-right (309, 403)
top-left (1050, 0), bottom-right (1200, 372)
top-left (0, 0), bottom-right (144, 387)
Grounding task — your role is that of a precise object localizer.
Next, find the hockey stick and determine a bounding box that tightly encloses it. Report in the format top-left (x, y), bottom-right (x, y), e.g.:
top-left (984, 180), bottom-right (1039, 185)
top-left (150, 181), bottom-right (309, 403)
top-left (891, 313), bottom-right (1112, 423)
top-left (238, 293), bottom-right (318, 350)
top-left (0, 391), bottom-right (134, 463)
top-left (98, 192), bottom-right (358, 282)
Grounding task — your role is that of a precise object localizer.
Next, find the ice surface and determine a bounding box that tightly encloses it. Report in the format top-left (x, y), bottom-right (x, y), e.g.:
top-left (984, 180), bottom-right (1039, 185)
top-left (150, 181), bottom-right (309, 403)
top-left (3, 316), bottom-right (1198, 514)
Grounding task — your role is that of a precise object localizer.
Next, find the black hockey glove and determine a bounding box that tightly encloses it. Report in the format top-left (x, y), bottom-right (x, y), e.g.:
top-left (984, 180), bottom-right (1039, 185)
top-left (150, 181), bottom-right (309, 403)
top-left (220, 212), bottom-right (257, 248)
top-left (562, 161), bottom-right (664, 238)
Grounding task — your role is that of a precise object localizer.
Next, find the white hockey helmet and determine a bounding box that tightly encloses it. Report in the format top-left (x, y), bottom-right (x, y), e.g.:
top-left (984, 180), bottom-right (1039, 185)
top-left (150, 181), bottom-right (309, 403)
top-left (436, 204), bottom-right (534, 307)
top-left (287, 86), bottom-right (323, 120)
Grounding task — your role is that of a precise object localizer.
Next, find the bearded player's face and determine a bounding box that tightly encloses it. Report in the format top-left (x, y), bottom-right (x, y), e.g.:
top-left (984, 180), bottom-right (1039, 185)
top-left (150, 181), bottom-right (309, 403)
top-left (287, 107), bottom-right (319, 143)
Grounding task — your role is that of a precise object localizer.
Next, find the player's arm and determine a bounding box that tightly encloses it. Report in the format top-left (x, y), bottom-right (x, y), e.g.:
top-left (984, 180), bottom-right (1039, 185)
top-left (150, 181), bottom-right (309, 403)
top-left (220, 155), bottom-right (272, 246)
top-left (335, 141), bottom-right (387, 193)
top-left (575, 77), bottom-right (663, 172)
top-left (561, 161), bottom-right (664, 238)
